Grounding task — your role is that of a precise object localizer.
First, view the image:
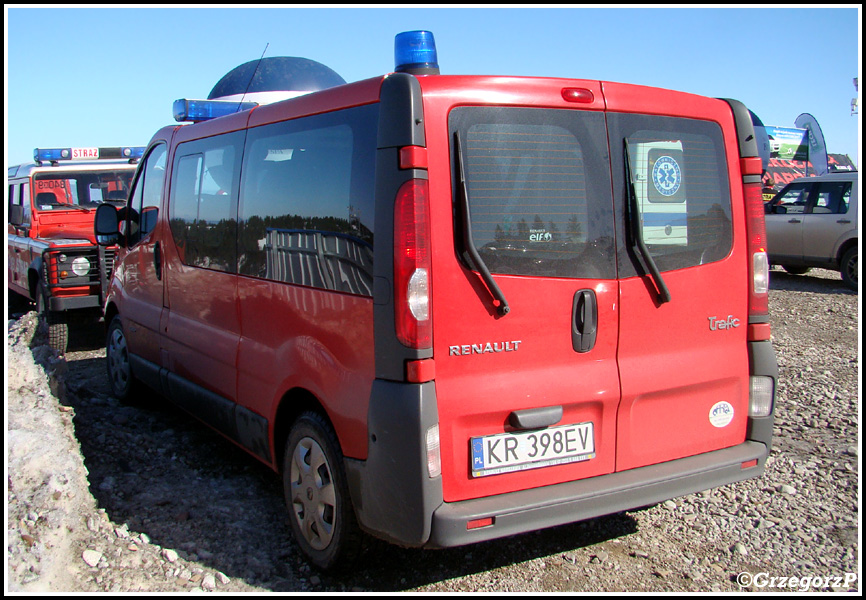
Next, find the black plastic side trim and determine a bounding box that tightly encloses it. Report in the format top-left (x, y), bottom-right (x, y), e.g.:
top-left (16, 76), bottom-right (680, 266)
top-left (372, 72), bottom-right (432, 381)
top-left (345, 379), bottom-right (442, 547)
top-left (377, 73), bottom-right (425, 149)
top-left (127, 353), bottom-right (271, 464)
top-left (129, 354), bottom-right (164, 395)
top-left (746, 339), bottom-right (778, 453)
top-left (167, 371), bottom-right (238, 440)
top-left (236, 404), bottom-right (271, 463)
top-left (720, 98), bottom-right (759, 159)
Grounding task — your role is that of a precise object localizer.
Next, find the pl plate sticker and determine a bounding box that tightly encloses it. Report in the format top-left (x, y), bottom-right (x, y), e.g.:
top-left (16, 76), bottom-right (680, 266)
top-left (652, 155), bottom-right (682, 197)
top-left (708, 401), bottom-right (735, 428)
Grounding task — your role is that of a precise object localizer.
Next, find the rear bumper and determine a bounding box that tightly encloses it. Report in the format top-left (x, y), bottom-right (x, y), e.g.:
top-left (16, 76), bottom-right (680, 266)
top-left (348, 374), bottom-right (773, 549)
top-left (425, 438), bottom-right (768, 548)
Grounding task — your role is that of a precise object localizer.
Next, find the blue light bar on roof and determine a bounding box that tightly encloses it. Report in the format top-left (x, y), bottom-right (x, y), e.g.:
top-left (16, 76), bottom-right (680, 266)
top-left (394, 30), bottom-right (439, 75)
top-left (173, 98), bottom-right (259, 123)
top-left (34, 146), bottom-right (148, 164)
top-left (122, 147), bottom-right (146, 160)
top-left (34, 148), bottom-right (71, 162)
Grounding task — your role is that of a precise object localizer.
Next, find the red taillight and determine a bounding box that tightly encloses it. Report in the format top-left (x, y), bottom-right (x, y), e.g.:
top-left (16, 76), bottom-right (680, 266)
top-left (743, 182), bottom-right (769, 316)
top-left (394, 179), bottom-right (432, 349)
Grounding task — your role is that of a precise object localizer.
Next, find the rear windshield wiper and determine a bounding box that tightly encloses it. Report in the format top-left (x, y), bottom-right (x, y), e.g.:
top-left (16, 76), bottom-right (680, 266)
top-left (624, 138), bottom-right (671, 304)
top-left (455, 131), bottom-right (510, 316)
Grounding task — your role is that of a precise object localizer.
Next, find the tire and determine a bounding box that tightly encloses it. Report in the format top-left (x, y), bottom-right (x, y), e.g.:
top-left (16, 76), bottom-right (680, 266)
top-left (782, 265), bottom-right (811, 276)
top-left (105, 315), bottom-right (137, 400)
top-left (283, 411), bottom-right (363, 571)
top-left (840, 247), bottom-right (858, 291)
top-left (36, 282), bottom-right (68, 353)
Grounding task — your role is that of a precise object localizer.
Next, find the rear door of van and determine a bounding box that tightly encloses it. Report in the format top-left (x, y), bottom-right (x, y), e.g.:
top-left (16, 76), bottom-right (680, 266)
top-left (605, 85), bottom-right (750, 471)
top-left (424, 78), bottom-right (621, 502)
top-left (425, 77), bottom-right (750, 502)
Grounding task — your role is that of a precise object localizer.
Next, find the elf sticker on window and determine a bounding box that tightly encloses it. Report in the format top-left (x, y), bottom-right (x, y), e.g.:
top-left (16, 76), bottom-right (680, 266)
top-left (709, 401), bottom-right (735, 428)
top-left (529, 228), bottom-right (552, 242)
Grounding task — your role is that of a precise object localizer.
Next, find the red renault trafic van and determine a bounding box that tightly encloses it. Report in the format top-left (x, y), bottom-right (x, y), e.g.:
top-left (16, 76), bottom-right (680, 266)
top-left (95, 31), bottom-right (777, 570)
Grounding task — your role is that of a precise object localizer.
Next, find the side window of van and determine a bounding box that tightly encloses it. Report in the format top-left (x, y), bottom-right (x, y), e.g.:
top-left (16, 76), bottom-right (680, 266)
top-left (127, 144), bottom-right (167, 246)
top-left (238, 104), bottom-right (378, 295)
top-left (169, 132), bottom-right (244, 273)
top-left (611, 113), bottom-right (733, 274)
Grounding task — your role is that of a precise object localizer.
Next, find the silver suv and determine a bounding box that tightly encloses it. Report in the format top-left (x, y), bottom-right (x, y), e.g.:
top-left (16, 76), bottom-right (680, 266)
top-left (765, 171), bottom-right (858, 290)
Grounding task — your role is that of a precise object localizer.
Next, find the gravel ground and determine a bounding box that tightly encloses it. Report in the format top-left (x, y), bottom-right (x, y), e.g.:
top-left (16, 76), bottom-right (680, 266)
top-left (6, 267), bottom-right (860, 593)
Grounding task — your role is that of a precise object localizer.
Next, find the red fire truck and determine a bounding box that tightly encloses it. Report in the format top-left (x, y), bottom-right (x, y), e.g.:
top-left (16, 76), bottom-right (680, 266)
top-left (8, 146), bottom-right (143, 351)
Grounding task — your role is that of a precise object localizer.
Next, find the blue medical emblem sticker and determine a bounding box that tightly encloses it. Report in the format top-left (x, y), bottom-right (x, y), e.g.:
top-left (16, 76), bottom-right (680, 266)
top-left (652, 155), bottom-right (682, 197)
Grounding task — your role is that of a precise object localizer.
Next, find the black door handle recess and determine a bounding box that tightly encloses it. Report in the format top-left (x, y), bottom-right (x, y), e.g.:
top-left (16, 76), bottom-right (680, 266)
top-left (154, 241), bottom-right (162, 281)
top-left (572, 289), bottom-right (597, 353)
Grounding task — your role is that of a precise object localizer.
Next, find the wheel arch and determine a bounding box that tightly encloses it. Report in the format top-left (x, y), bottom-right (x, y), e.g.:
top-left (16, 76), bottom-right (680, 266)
top-left (27, 257), bottom-right (44, 299)
top-left (273, 387), bottom-right (339, 473)
top-left (103, 301), bottom-right (120, 333)
top-left (837, 237), bottom-right (858, 266)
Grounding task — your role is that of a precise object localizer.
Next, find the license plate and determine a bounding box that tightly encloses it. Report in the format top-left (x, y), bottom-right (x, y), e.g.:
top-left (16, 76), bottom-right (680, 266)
top-left (471, 422), bottom-right (595, 477)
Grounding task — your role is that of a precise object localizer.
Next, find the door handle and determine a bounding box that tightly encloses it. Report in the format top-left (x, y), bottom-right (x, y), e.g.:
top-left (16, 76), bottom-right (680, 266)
top-left (572, 289), bottom-right (597, 353)
top-left (837, 219), bottom-right (852, 224)
top-left (788, 218), bottom-right (802, 224)
top-left (509, 405), bottom-right (563, 430)
top-left (154, 241), bottom-right (162, 281)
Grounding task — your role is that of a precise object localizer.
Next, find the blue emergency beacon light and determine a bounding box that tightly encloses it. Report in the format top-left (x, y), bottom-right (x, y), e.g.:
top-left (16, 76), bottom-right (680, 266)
top-left (394, 30), bottom-right (440, 75)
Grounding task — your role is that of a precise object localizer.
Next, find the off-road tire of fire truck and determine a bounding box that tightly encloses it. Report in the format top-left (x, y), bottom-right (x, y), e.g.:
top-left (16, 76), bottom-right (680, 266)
top-left (283, 411), bottom-right (364, 572)
top-left (36, 281), bottom-right (69, 354)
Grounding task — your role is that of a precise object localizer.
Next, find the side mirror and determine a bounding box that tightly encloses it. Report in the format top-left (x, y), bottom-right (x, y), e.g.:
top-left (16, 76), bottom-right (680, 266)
top-left (95, 203), bottom-right (121, 246)
top-left (9, 204), bottom-right (26, 226)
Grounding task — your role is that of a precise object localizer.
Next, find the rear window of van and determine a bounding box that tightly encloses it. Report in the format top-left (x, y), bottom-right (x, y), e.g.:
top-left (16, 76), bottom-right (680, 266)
top-left (611, 113), bottom-right (733, 275)
top-left (450, 107), bottom-right (616, 280)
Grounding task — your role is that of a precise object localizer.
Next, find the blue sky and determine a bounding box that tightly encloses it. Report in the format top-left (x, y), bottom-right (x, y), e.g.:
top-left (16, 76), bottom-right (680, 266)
top-left (5, 6), bottom-right (861, 167)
